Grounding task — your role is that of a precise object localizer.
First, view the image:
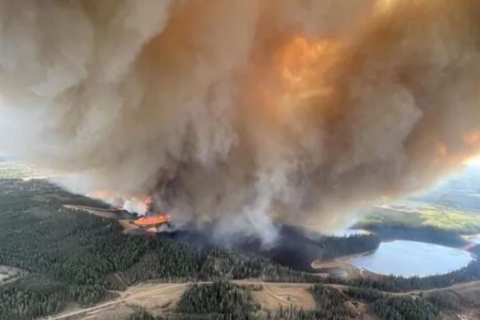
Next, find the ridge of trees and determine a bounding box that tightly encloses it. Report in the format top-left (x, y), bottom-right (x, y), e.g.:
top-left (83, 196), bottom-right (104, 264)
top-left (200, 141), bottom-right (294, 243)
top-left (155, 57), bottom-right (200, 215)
top-left (319, 234), bottom-right (381, 260)
top-left (128, 307), bottom-right (156, 320)
top-left (345, 287), bottom-right (439, 320)
top-left (176, 281), bottom-right (261, 319)
top-left (173, 282), bottom-right (356, 320)
top-left (358, 224), bottom-right (466, 247)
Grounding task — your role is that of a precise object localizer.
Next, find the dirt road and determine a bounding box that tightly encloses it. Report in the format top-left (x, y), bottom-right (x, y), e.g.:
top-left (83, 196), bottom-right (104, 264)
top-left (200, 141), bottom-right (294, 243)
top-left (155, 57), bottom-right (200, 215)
top-left (45, 283), bottom-right (186, 320)
top-left (43, 278), bottom-right (480, 320)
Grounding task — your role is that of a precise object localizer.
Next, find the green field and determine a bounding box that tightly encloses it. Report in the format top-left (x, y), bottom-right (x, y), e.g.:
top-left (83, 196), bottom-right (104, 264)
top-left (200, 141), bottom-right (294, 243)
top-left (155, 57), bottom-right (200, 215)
top-left (360, 202), bottom-right (480, 235)
top-left (0, 162), bottom-right (46, 179)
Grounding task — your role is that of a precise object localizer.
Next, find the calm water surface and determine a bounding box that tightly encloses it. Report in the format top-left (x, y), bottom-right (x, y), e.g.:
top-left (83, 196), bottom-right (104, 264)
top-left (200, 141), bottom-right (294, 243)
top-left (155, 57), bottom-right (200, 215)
top-left (351, 240), bottom-right (473, 277)
top-left (331, 229), bottom-right (372, 237)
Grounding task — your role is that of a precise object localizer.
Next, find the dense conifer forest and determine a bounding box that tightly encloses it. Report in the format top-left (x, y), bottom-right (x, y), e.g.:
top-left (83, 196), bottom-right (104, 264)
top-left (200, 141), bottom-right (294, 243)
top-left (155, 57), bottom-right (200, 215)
top-left (129, 282), bottom-right (469, 320)
top-left (319, 234), bottom-right (381, 259)
top-left (0, 179), bottom-right (479, 319)
top-left (344, 287), bottom-right (455, 320)
top-left (359, 224), bottom-right (467, 247)
top-left (0, 179), bottom-right (318, 319)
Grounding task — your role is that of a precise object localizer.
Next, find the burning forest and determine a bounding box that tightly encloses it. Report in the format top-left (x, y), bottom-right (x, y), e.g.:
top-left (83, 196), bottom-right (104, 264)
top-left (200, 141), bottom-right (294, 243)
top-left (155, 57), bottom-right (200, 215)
top-left (1, 0), bottom-right (480, 242)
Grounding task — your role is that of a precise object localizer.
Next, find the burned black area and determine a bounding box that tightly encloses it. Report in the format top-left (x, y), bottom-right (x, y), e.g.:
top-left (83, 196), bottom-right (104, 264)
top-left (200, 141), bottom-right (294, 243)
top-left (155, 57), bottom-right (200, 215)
top-left (155, 224), bottom-right (324, 272)
top-left (235, 225), bottom-right (324, 272)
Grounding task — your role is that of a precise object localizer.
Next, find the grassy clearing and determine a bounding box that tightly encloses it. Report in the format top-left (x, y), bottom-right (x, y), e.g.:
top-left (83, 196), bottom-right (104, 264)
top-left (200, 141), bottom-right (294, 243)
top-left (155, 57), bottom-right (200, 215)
top-left (0, 162), bottom-right (44, 179)
top-left (421, 206), bottom-right (480, 234)
top-left (360, 203), bottom-right (480, 235)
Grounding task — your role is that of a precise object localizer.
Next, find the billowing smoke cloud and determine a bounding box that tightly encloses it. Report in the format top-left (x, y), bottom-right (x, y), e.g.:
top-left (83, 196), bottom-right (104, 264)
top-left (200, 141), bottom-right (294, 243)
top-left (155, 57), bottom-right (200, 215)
top-left (1, 0), bottom-right (480, 242)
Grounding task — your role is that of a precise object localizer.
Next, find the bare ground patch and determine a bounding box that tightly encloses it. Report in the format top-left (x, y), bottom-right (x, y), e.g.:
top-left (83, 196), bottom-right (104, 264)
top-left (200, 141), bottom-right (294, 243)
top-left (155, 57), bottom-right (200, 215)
top-left (45, 282), bottom-right (188, 320)
top-left (0, 265), bottom-right (25, 285)
top-left (252, 283), bottom-right (316, 311)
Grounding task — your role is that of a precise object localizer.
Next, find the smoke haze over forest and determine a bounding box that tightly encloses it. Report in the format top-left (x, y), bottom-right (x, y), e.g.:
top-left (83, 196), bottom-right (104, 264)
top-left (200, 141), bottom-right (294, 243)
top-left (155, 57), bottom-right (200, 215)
top-left (1, 0), bottom-right (480, 241)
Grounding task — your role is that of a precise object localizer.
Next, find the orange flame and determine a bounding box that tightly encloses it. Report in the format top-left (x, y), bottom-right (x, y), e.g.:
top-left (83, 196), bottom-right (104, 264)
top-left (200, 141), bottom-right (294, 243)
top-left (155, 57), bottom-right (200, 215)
top-left (134, 214), bottom-right (171, 227)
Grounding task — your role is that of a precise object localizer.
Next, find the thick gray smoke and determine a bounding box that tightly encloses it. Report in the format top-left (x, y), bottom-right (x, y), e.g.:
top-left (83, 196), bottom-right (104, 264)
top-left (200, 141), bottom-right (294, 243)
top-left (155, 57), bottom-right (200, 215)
top-left (1, 0), bottom-right (480, 242)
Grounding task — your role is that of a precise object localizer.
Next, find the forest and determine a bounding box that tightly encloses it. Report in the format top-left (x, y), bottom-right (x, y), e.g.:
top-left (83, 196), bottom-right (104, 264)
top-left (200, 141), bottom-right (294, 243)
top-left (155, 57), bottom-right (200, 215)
top-left (1, 179), bottom-right (480, 319)
top-left (319, 234), bottom-right (381, 260)
top-left (128, 282), bottom-right (467, 320)
top-left (358, 224), bottom-right (466, 247)
top-left (172, 282), bottom-right (355, 319)
top-left (0, 179), bottom-right (319, 319)
top-left (343, 286), bottom-right (478, 320)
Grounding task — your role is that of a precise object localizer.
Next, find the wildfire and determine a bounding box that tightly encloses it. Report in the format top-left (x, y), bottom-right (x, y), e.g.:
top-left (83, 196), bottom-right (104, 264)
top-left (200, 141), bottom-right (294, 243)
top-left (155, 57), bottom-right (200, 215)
top-left (434, 132), bottom-right (480, 165)
top-left (267, 35), bottom-right (344, 126)
top-left (276, 36), bottom-right (340, 97)
top-left (134, 214), bottom-right (171, 227)
top-left (463, 132), bottom-right (480, 146)
top-left (89, 190), bottom-right (150, 202)
top-left (375, 0), bottom-right (401, 13)
top-left (435, 142), bottom-right (448, 157)
top-left (88, 190), bottom-right (154, 215)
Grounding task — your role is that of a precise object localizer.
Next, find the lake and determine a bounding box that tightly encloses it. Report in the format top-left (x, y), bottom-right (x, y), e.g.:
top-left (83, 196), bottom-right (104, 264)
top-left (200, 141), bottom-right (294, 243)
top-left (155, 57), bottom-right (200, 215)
top-left (330, 229), bottom-right (372, 237)
top-left (351, 240), bottom-right (473, 277)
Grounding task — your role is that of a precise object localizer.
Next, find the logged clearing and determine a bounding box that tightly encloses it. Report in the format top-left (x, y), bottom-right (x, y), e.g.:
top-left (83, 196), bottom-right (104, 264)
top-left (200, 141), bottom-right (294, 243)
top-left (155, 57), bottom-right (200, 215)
top-left (46, 281), bottom-right (316, 320)
top-left (451, 280), bottom-right (480, 305)
top-left (64, 205), bottom-right (120, 220)
top-left (44, 279), bottom-right (480, 320)
top-left (252, 283), bottom-right (316, 311)
top-left (0, 265), bottom-right (24, 285)
top-left (46, 283), bottom-right (187, 320)
top-left (126, 283), bottom-right (186, 314)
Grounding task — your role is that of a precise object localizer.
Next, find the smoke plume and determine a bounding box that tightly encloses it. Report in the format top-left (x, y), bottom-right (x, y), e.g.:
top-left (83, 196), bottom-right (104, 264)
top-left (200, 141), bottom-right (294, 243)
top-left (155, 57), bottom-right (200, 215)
top-left (1, 0), bottom-right (480, 241)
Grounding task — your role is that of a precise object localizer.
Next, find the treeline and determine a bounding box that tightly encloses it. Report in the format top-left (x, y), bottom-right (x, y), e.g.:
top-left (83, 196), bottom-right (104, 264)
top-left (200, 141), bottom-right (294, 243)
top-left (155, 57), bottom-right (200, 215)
top-left (0, 179), bottom-right (320, 319)
top-left (325, 255), bottom-right (480, 292)
top-left (0, 180), bottom-right (319, 288)
top-left (372, 296), bottom-right (438, 320)
top-left (345, 287), bottom-right (447, 320)
top-left (0, 275), bottom-right (117, 320)
top-left (128, 284), bottom-right (473, 320)
top-left (128, 307), bottom-right (157, 320)
top-left (426, 291), bottom-right (466, 312)
top-left (309, 285), bottom-right (355, 319)
top-left (319, 234), bottom-right (381, 260)
top-left (359, 224), bottom-right (466, 247)
top-left (173, 282), bottom-right (355, 320)
top-left (0, 276), bottom-right (67, 320)
top-left (176, 281), bottom-right (261, 319)
top-left (2, 179), bottom-right (480, 319)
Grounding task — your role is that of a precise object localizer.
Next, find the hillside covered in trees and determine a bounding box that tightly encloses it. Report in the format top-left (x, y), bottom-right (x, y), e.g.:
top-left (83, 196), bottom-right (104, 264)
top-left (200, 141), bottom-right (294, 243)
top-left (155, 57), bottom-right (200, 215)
top-left (0, 179), bottom-right (479, 319)
top-left (0, 179), bottom-right (320, 319)
top-left (319, 234), bottom-right (381, 260)
top-left (129, 282), bottom-right (474, 320)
